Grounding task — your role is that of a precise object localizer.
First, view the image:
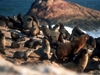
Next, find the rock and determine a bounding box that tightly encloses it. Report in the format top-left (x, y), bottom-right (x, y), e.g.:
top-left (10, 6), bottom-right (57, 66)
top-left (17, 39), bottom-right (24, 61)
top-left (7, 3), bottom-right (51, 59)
top-left (26, 0), bottom-right (100, 31)
top-left (0, 55), bottom-right (88, 75)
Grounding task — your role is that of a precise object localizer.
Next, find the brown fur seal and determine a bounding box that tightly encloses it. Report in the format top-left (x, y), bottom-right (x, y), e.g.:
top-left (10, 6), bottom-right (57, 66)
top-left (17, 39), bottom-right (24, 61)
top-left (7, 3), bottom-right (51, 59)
top-left (90, 37), bottom-right (100, 59)
top-left (24, 38), bottom-right (34, 48)
top-left (56, 35), bottom-right (89, 62)
top-left (0, 20), bottom-right (6, 27)
top-left (59, 23), bottom-right (70, 40)
top-left (13, 15), bottom-right (17, 21)
top-left (11, 32), bottom-right (20, 41)
top-left (30, 37), bottom-right (51, 60)
top-left (41, 25), bottom-right (60, 41)
top-left (31, 15), bottom-right (41, 28)
top-left (23, 15), bottom-right (33, 30)
top-left (17, 13), bottom-right (24, 25)
top-left (62, 49), bottom-right (88, 72)
top-left (48, 24), bottom-right (52, 30)
top-left (0, 15), bottom-right (10, 25)
top-left (11, 41), bottom-right (20, 48)
top-left (14, 49), bottom-right (33, 61)
top-left (0, 33), bottom-right (5, 54)
top-left (40, 37), bottom-right (51, 60)
top-left (29, 21), bottom-right (40, 36)
top-left (52, 24), bottom-right (60, 32)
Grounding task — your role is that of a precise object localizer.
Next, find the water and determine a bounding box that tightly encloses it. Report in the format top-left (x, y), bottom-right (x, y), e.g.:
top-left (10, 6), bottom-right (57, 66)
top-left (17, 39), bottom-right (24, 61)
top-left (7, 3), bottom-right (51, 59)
top-left (0, 0), bottom-right (100, 38)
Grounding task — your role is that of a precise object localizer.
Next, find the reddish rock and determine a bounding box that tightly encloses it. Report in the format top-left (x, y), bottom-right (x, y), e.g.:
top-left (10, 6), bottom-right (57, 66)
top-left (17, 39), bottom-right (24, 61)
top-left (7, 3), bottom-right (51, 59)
top-left (26, 0), bottom-right (100, 31)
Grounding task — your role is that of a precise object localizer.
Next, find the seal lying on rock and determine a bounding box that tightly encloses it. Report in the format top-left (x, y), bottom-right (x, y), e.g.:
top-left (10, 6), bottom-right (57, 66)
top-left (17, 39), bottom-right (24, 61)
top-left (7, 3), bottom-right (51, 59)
top-left (62, 49), bottom-right (88, 72)
top-left (56, 35), bottom-right (89, 62)
top-left (11, 32), bottom-right (25, 42)
top-left (11, 41), bottom-right (20, 48)
top-left (14, 49), bottom-right (33, 61)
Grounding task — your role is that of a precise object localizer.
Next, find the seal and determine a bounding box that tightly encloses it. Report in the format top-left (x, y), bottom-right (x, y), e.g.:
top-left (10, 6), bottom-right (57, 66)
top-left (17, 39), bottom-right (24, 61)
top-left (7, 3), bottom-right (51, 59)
top-left (0, 20), bottom-right (6, 27)
top-left (48, 24), bottom-right (52, 30)
top-left (11, 41), bottom-right (20, 48)
top-left (39, 37), bottom-right (51, 60)
top-left (31, 15), bottom-right (41, 28)
top-left (30, 37), bottom-right (51, 60)
top-left (17, 13), bottom-right (24, 25)
top-left (23, 15), bottom-right (33, 30)
top-left (90, 37), bottom-right (100, 59)
top-left (14, 49), bottom-right (33, 61)
top-left (69, 26), bottom-right (85, 41)
top-left (24, 38), bottom-right (42, 49)
top-left (0, 33), bottom-right (5, 54)
top-left (52, 24), bottom-right (60, 32)
top-left (62, 49), bottom-right (88, 72)
top-left (0, 15), bottom-right (10, 25)
top-left (56, 34), bottom-right (89, 62)
top-left (58, 32), bottom-right (65, 43)
top-left (59, 23), bottom-right (70, 40)
top-left (41, 25), bottom-right (60, 41)
top-left (24, 38), bottom-right (34, 48)
top-left (11, 32), bottom-right (20, 41)
top-left (29, 21), bottom-right (40, 36)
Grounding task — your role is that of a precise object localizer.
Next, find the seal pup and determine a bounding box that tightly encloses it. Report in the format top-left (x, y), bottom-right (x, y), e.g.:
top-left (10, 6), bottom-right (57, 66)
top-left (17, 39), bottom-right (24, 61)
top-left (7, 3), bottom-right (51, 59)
top-left (0, 33), bottom-right (5, 54)
top-left (29, 21), bottom-right (40, 36)
top-left (56, 35), bottom-right (89, 62)
top-left (11, 41), bottom-right (20, 48)
top-left (41, 25), bottom-right (60, 41)
top-left (59, 23), bottom-right (70, 40)
top-left (62, 49), bottom-right (88, 72)
top-left (23, 15), bottom-right (33, 30)
top-left (14, 49), bottom-right (33, 61)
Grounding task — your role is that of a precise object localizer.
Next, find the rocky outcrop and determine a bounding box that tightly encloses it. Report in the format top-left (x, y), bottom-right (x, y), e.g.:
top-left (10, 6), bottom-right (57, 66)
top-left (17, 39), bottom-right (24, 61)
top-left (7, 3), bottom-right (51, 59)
top-left (26, 0), bottom-right (100, 31)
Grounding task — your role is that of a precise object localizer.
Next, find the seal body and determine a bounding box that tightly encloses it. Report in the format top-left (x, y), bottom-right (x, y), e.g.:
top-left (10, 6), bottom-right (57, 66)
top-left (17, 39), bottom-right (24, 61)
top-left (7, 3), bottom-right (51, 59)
top-left (56, 35), bottom-right (89, 62)
top-left (23, 15), bottom-right (33, 30)
top-left (41, 25), bottom-right (60, 41)
top-left (30, 21), bottom-right (40, 36)
top-left (59, 23), bottom-right (70, 40)
top-left (11, 41), bottom-right (20, 48)
top-left (39, 37), bottom-right (51, 60)
top-left (62, 49), bottom-right (88, 72)
top-left (0, 20), bottom-right (6, 27)
top-left (14, 49), bottom-right (33, 61)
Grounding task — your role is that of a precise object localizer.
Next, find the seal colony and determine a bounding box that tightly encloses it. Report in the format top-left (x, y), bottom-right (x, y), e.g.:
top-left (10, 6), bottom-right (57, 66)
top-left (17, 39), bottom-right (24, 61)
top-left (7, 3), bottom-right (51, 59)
top-left (0, 3), bottom-right (100, 74)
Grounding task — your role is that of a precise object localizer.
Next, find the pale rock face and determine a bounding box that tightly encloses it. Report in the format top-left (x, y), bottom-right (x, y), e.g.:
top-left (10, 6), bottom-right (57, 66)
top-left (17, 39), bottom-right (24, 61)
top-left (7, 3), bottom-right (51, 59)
top-left (26, 0), bottom-right (100, 31)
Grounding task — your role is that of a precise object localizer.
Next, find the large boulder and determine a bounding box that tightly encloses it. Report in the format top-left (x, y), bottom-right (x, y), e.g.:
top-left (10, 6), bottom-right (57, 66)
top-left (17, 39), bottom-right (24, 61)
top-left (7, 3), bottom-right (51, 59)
top-left (26, 0), bottom-right (100, 31)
